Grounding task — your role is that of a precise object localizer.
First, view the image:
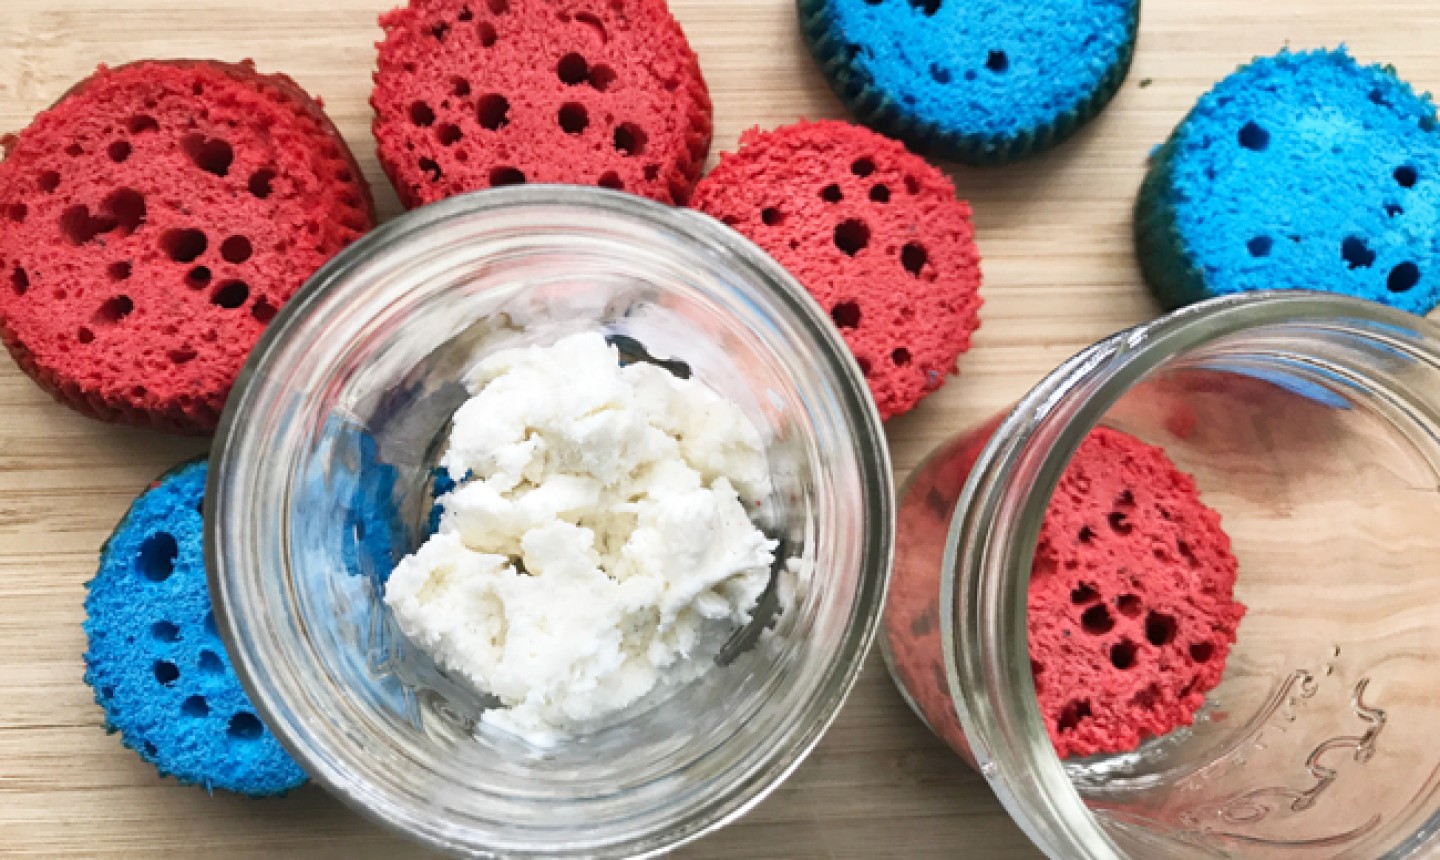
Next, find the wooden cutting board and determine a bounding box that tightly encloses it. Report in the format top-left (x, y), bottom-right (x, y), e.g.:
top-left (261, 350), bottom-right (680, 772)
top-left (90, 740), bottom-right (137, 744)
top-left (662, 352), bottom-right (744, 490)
top-left (2, 0), bottom-right (1437, 856)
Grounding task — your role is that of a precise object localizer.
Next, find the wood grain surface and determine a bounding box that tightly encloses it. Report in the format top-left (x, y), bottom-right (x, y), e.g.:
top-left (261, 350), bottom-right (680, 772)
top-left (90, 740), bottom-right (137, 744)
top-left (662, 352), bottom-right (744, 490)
top-left (3, 0), bottom-right (1439, 856)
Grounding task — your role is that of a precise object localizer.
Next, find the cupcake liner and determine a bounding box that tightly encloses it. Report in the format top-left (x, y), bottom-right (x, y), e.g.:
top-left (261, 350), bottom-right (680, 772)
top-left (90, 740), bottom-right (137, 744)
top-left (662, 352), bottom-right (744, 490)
top-left (797, 0), bottom-right (1141, 166)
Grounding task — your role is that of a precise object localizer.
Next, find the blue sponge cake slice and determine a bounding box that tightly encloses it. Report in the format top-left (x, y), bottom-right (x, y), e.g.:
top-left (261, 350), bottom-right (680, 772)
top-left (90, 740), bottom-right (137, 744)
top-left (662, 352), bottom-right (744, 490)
top-left (1136, 48), bottom-right (1440, 314)
top-left (83, 459), bottom-right (307, 796)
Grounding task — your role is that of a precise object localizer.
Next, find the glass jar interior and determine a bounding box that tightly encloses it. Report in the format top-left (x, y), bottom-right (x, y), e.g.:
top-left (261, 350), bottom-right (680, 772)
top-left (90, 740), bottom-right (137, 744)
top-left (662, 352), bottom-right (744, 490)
top-left (209, 189), bottom-right (891, 857)
top-left (891, 294), bottom-right (1440, 859)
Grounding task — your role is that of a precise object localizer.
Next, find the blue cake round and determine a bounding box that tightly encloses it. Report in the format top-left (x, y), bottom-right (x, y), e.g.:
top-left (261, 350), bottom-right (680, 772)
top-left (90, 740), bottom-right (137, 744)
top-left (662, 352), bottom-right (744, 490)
top-left (83, 459), bottom-right (307, 796)
top-left (1136, 48), bottom-right (1440, 314)
top-left (798, 0), bottom-right (1140, 165)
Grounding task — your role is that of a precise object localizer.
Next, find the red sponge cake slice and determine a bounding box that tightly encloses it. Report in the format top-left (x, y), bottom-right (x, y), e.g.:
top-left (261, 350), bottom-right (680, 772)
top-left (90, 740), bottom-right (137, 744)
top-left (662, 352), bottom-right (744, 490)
top-left (0, 60), bottom-right (374, 434)
top-left (690, 121), bottom-right (982, 420)
top-left (371, 0), bottom-right (713, 208)
top-left (1030, 427), bottom-right (1246, 758)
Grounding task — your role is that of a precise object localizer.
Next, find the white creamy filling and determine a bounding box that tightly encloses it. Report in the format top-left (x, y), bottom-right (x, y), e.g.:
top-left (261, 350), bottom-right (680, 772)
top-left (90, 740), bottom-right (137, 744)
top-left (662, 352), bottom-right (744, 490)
top-left (384, 332), bottom-right (776, 745)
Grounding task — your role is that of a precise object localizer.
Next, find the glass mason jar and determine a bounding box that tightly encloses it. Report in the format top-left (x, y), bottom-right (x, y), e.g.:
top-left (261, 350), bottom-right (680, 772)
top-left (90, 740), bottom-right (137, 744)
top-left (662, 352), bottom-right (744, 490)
top-left (883, 292), bottom-right (1440, 858)
top-left (207, 186), bottom-right (893, 857)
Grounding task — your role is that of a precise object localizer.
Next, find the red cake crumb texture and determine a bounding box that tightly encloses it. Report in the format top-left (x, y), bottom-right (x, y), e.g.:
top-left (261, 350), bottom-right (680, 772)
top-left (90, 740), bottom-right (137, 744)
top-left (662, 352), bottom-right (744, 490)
top-left (1031, 427), bottom-right (1245, 758)
top-left (690, 121), bottom-right (982, 420)
top-left (371, 0), bottom-right (713, 208)
top-left (0, 60), bottom-right (375, 435)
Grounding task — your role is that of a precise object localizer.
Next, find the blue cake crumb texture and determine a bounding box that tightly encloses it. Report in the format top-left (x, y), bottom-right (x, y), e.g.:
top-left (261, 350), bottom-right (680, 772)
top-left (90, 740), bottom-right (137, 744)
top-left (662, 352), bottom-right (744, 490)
top-left (83, 459), bottom-right (308, 797)
top-left (817, 0), bottom-right (1137, 142)
top-left (1160, 48), bottom-right (1440, 314)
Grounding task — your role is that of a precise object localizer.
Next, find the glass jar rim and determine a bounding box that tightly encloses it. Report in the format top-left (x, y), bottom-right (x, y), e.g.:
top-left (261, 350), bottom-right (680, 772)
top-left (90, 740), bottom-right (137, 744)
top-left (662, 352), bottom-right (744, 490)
top-left (205, 186), bottom-right (895, 857)
top-left (941, 291), bottom-right (1440, 858)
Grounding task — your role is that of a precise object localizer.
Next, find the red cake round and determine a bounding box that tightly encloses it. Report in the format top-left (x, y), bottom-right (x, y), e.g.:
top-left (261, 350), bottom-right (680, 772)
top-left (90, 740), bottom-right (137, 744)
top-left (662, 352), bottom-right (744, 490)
top-left (1030, 427), bottom-right (1246, 758)
top-left (371, 0), bottom-right (713, 208)
top-left (0, 60), bottom-right (375, 435)
top-left (690, 120), bottom-right (982, 420)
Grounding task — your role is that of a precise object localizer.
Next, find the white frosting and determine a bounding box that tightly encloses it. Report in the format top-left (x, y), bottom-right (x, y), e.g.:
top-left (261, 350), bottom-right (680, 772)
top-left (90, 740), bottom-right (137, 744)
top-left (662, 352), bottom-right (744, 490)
top-left (384, 333), bottom-right (775, 745)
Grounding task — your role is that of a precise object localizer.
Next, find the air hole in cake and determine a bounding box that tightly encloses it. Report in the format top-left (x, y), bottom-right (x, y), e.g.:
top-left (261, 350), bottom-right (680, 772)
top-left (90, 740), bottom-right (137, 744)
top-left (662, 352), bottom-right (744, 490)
top-left (220, 236), bottom-right (253, 264)
top-left (909, 0), bottom-right (941, 15)
top-left (212, 280), bottom-right (249, 309)
top-left (964, 70), bottom-right (977, 82)
top-left (870, 184), bottom-right (890, 203)
top-left (1238, 121), bottom-right (1269, 152)
top-left (1145, 611), bottom-right (1177, 646)
top-left (851, 157), bottom-right (876, 177)
top-left (11, 268), bottom-right (28, 296)
top-left (904, 175), bottom-right (921, 195)
top-left (409, 101), bottom-right (436, 127)
top-left (761, 207), bottom-right (784, 226)
top-left (986, 51), bottom-right (1009, 73)
top-left (821, 183), bottom-right (843, 203)
top-left (142, 742), bottom-right (157, 757)
top-left (1057, 699), bottom-right (1091, 733)
top-left (901, 242), bottom-right (927, 276)
top-left (247, 168), bottom-right (275, 199)
top-left (181, 135), bottom-right (234, 177)
top-left (1386, 202), bottom-right (1404, 217)
top-left (1342, 236), bottom-right (1376, 269)
top-left (1108, 510), bottom-right (1132, 535)
top-left (227, 712), bottom-right (264, 740)
top-left (160, 229), bottom-right (207, 263)
top-left (151, 621), bottom-right (180, 642)
top-left (477, 21), bottom-right (498, 46)
top-left (430, 21), bottom-right (450, 41)
top-left (1077, 525), bottom-right (1095, 544)
top-left (1189, 641), bottom-right (1214, 663)
top-left (490, 166), bottom-right (526, 186)
top-left (451, 77), bottom-right (472, 97)
top-left (575, 11), bottom-right (608, 42)
top-left (1070, 583), bottom-right (1099, 604)
top-left (1389, 261), bottom-right (1421, 292)
top-left (437, 123), bottom-right (463, 145)
top-left (39, 171), bottom-right (61, 193)
top-left (126, 114), bottom-right (159, 134)
top-left (559, 103), bottom-right (589, 135)
top-left (204, 612), bottom-right (217, 637)
top-left (108, 141), bottom-right (132, 163)
top-left (1247, 235), bottom-right (1272, 257)
top-left (1080, 604), bottom-right (1114, 635)
top-left (597, 171), bottom-right (623, 190)
top-left (477, 94), bottom-right (510, 130)
top-left (186, 266), bottom-right (211, 289)
top-left (154, 660), bottom-right (180, 686)
top-left (198, 650), bottom-right (223, 673)
top-left (891, 347), bottom-right (911, 366)
top-left (831, 301), bottom-right (861, 329)
top-left (95, 295), bottom-right (135, 325)
top-left (252, 299), bottom-right (277, 324)
top-left (614, 123), bottom-right (646, 156)
top-left (65, 143), bottom-right (83, 158)
top-left (589, 64), bottom-right (617, 91)
top-left (644, 164), bottom-right (660, 181)
top-left (60, 205), bottom-right (116, 245)
top-left (77, 327), bottom-right (94, 344)
top-left (487, 0), bottom-right (508, 12)
top-left (181, 696), bottom-right (209, 718)
top-left (419, 158), bottom-right (443, 182)
top-left (930, 64), bottom-right (951, 84)
top-left (1116, 594), bottom-right (1142, 617)
top-left (834, 219), bottom-right (869, 256)
top-left (5, 203), bottom-right (25, 223)
top-left (108, 261), bottom-right (132, 281)
top-left (1395, 165), bottom-right (1419, 188)
top-left (1110, 639), bottom-right (1138, 670)
top-left (169, 348), bottom-right (197, 365)
top-left (104, 188), bottom-right (146, 235)
top-left (558, 53), bottom-right (590, 85)
top-left (856, 357), bottom-right (872, 377)
top-left (458, 6), bottom-right (473, 21)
